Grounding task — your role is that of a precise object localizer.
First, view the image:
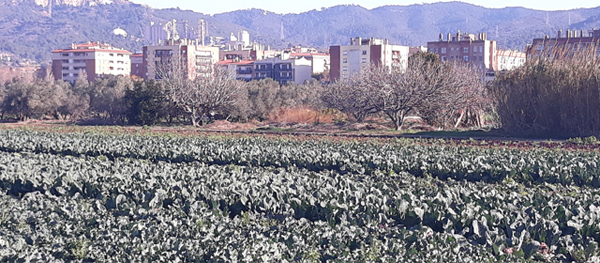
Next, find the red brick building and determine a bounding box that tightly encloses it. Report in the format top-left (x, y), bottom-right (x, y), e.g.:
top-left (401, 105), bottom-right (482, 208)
top-left (527, 29), bottom-right (600, 58)
top-left (427, 31), bottom-right (497, 72)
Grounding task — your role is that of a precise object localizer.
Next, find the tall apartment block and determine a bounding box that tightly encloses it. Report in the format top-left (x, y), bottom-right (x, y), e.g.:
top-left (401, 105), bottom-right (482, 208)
top-left (51, 42), bottom-right (132, 83)
top-left (527, 29), bottom-right (600, 58)
top-left (143, 39), bottom-right (219, 80)
top-left (330, 37), bottom-right (410, 81)
top-left (427, 31), bottom-right (497, 71)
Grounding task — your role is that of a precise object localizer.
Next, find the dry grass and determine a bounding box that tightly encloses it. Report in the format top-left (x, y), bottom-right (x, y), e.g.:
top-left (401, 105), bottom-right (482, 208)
top-left (268, 107), bottom-right (342, 124)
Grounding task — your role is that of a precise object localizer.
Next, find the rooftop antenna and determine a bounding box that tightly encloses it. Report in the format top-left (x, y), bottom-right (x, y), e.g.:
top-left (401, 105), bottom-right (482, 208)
top-left (199, 19), bottom-right (206, 46)
top-left (48, 0), bottom-right (52, 17)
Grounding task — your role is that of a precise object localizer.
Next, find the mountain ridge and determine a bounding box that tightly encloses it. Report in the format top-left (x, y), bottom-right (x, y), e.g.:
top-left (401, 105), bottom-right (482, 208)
top-left (1, 0), bottom-right (600, 64)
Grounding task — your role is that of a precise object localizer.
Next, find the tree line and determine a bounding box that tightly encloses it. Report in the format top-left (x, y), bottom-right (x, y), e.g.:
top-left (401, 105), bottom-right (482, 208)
top-left (0, 52), bottom-right (491, 130)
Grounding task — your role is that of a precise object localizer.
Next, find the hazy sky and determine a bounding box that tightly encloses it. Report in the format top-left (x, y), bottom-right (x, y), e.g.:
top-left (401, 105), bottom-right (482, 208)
top-left (129, 0), bottom-right (600, 14)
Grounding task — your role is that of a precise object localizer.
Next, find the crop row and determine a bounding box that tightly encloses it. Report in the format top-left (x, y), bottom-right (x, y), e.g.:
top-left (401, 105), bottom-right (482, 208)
top-left (1, 150), bottom-right (599, 262)
top-left (0, 130), bottom-right (599, 188)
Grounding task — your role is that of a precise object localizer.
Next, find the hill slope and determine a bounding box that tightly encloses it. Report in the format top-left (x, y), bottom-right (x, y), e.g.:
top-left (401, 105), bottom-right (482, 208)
top-left (1, 0), bottom-right (600, 64)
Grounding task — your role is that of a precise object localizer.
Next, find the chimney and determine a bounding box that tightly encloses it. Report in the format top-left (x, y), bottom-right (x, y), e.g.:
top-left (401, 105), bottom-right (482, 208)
top-left (567, 29), bottom-right (572, 38)
top-left (439, 33), bottom-right (443, 41)
top-left (447, 33), bottom-right (451, 42)
top-left (350, 38), bottom-right (354, 45)
top-left (558, 29), bottom-right (562, 38)
top-left (581, 29), bottom-right (585, 38)
top-left (358, 37), bottom-right (363, 45)
top-left (385, 38), bottom-right (389, 45)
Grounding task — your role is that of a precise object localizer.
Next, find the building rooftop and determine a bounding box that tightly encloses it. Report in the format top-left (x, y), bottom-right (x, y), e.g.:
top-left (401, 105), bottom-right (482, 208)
top-left (216, 59), bottom-right (254, 65)
top-left (51, 42), bottom-right (132, 54)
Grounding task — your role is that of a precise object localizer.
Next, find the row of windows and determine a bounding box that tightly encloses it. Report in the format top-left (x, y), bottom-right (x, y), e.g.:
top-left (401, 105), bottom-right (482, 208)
top-left (440, 55), bottom-right (484, 62)
top-left (342, 50), bottom-right (368, 55)
top-left (433, 46), bottom-right (485, 54)
top-left (343, 58), bottom-right (368, 63)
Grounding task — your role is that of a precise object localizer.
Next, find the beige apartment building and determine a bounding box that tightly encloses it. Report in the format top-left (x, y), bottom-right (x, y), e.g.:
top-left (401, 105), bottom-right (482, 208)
top-left (143, 39), bottom-right (219, 80)
top-left (51, 42), bottom-right (132, 83)
top-left (330, 37), bottom-right (410, 81)
top-left (427, 31), bottom-right (497, 72)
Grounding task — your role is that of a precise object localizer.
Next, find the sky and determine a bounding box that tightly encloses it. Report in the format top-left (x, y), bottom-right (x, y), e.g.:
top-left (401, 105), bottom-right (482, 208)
top-left (129, 0), bottom-right (600, 15)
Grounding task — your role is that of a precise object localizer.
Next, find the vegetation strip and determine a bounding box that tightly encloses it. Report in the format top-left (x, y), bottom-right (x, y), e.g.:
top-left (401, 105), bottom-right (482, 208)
top-left (0, 130), bottom-right (599, 262)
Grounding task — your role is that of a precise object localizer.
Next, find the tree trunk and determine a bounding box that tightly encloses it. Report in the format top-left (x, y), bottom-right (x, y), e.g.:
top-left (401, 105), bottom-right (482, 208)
top-left (454, 110), bottom-right (465, 128)
top-left (190, 107), bottom-right (198, 126)
top-left (387, 109), bottom-right (406, 131)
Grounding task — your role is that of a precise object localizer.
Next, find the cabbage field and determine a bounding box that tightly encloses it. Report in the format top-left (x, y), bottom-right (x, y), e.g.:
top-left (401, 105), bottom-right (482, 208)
top-left (0, 129), bottom-right (599, 262)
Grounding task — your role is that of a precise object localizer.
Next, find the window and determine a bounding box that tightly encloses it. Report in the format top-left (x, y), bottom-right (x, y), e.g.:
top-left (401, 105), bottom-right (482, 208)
top-left (479, 56), bottom-right (483, 61)
top-left (343, 67), bottom-right (347, 71)
top-left (62, 67), bottom-right (69, 70)
top-left (61, 53), bottom-right (69, 57)
top-left (463, 47), bottom-right (469, 53)
top-left (479, 46), bottom-right (483, 53)
top-left (343, 58), bottom-right (347, 63)
top-left (362, 50), bottom-right (367, 55)
top-left (441, 56), bottom-right (447, 61)
top-left (62, 73), bottom-right (68, 77)
top-left (109, 53), bottom-right (114, 56)
top-left (463, 56), bottom-right (469, 62)
top-left (362, 58), bottom-right (367, 63)
top-left (441, 47), bottom-right (446, 54)
top-left (343, 51), bottom-right (348, 55)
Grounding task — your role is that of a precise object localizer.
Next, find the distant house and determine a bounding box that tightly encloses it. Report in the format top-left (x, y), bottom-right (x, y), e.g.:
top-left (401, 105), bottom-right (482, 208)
top-left (51, 42), bottom-right (132, 83)
top-left (329, 37), bottom-right (410, 81)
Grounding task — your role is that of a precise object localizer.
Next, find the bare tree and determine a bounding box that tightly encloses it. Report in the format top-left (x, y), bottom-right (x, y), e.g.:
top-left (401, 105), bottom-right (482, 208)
top-left (154, 55), bottom-right (244, 126)
top-left (360, 55), bottom-right (480, 130)
top-left (322, 76), bottom-right (377, 122)
top-left (418, 63), bottom-right (489, 129)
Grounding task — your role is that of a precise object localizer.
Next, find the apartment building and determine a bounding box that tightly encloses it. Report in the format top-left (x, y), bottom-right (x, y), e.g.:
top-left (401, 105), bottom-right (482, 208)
top-left (330, 37), bottom-right (410, 81)
top-left (130, 53), bottom-right (145, 79)
top-left (51, 42), bottom-right (132, 83)
top-left (289, 52), bottom-right (330, 74)
top-left (526, 29), bottom-right (600, 58)
top-left (497, 50), bottom-right (527, 71)
top-left (427, 31), bottom-right (497, 71)
top-left (253, 58), bottom-right (312, 85)
top-left (216, 59), bottom-right (254, 81)
top-left (143, 39), bottom-right (219, 80)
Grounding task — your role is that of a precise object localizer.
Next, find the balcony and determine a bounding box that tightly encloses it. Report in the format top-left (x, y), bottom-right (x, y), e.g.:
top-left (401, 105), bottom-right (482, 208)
top-left (237, 68), bottom-right (252, 74)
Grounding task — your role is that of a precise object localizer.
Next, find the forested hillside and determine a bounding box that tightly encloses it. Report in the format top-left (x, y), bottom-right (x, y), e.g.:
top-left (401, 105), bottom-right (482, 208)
top-left (1, 0), bottom-right (600, 64)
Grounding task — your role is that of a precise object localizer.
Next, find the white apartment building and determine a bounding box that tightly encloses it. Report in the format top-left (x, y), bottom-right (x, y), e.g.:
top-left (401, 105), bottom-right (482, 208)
top-left (51, 42), bottom-right (132, 83)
